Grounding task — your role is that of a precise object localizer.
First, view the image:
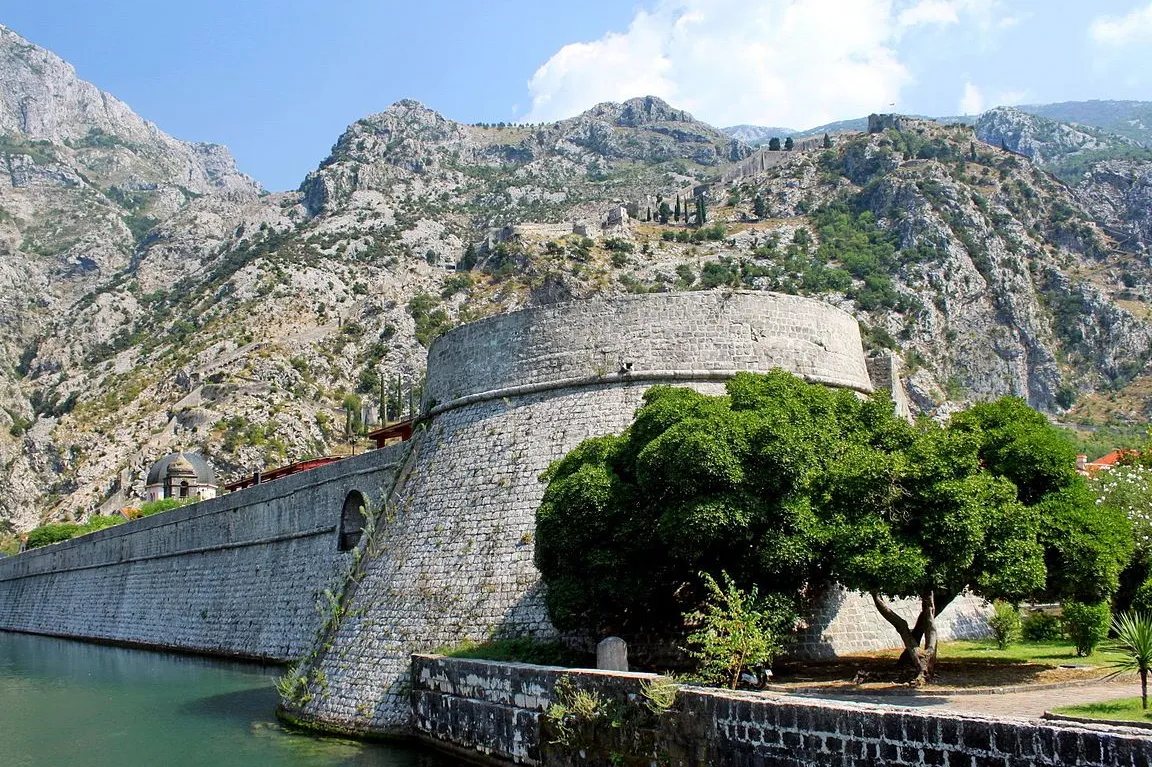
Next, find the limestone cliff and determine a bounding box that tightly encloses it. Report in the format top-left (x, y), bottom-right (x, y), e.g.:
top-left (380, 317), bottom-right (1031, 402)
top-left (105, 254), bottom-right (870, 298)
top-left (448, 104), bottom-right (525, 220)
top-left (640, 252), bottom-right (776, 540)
top-left (4, 28), bottom-right (1152, 532)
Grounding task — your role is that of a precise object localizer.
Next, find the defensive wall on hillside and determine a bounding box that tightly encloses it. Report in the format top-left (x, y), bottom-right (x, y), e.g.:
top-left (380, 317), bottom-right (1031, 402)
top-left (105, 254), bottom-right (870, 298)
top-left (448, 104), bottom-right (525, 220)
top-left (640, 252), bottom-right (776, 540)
top-left (280, 291), bottom-right (987, 737)
top-left (0, 445), bottom-right (409, 661)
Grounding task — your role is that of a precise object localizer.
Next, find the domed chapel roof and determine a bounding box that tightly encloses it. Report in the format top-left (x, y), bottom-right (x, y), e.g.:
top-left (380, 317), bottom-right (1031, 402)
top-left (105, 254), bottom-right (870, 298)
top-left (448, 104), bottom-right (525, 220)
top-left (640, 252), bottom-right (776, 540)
top-left (145, 452), bottom-right (217, 487)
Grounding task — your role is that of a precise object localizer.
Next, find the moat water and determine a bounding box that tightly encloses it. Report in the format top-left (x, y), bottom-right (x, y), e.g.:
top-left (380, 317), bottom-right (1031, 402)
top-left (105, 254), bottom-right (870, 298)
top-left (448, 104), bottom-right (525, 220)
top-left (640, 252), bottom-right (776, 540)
top-left (0, 632), bottom-right (460, 767)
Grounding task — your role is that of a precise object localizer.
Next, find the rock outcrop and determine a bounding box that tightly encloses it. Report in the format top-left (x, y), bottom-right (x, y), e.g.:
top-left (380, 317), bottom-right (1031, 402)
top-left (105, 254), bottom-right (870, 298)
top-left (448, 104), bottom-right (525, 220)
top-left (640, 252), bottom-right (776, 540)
top-left (3, 26), bottom-right (1152, 533)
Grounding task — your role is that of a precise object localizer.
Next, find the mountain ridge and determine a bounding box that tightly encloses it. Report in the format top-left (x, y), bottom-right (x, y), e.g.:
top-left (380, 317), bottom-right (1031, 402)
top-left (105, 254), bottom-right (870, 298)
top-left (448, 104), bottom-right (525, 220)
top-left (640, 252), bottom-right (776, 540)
top-left (2, 28), bottom-right (1152, 536)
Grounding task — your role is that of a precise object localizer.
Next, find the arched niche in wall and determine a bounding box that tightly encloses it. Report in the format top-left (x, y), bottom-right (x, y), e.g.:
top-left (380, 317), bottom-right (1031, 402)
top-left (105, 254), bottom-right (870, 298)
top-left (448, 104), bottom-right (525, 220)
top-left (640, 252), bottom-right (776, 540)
top-left (339, 490), bottom-right (367, 552)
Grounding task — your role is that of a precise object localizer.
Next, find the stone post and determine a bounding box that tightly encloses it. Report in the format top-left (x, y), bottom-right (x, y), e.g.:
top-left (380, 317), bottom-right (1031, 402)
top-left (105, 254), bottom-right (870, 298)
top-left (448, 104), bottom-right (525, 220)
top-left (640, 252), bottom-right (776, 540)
top-left (597, 637), bottom-right (628, 672)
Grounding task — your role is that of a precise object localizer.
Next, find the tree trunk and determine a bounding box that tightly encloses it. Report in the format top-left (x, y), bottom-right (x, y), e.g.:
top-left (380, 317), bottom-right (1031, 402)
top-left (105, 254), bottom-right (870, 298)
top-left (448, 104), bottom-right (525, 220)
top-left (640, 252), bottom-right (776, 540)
top-left (870, 591), bottom-right (938, 684)
top-left (919, 591), bottom-right (938, 683)
top-left (1142, 669), bottom-right (1148, 710)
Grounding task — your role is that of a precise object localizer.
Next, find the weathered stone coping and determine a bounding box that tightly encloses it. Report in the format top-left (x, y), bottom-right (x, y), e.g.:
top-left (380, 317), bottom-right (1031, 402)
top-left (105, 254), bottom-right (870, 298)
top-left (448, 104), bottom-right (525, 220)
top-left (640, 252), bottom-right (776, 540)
top-left (423, 368), bottom-right (873, 420)
top-left (411, 654), bottom-right (1152, 766)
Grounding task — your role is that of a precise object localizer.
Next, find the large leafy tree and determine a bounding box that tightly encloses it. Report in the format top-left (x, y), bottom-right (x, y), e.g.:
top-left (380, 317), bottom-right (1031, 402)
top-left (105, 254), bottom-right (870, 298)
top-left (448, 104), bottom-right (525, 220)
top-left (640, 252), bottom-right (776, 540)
top-left (535, 373), bottom-right (1131, 680)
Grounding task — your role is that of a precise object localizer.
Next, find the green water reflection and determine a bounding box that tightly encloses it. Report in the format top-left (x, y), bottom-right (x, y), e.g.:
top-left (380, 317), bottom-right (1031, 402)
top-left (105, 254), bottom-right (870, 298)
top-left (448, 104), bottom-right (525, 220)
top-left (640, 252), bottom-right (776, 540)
top-left (0, 631), bottom-right (460, 767)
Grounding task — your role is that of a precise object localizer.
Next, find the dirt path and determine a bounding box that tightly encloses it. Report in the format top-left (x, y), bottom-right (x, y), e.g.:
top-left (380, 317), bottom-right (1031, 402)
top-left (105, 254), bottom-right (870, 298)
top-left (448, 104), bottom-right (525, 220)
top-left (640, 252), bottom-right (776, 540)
top-left (797, 678), bottom-right (1141, 720)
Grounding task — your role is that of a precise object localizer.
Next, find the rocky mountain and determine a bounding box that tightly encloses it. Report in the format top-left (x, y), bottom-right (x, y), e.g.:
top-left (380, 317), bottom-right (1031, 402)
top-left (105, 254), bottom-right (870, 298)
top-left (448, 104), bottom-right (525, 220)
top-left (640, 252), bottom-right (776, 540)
top-left (723, 124), bottom-right (798, 145)
top-left (973, 106), bottom-right (1152, 182)
top-left (3, 28), bottom-right (1152, 535)
top-left (1020, 100), bottom-right (1152, 148)
top-left (725, 102), bottom-right (1152, 182)
top-left (0, 25), bottom-right (261, 531)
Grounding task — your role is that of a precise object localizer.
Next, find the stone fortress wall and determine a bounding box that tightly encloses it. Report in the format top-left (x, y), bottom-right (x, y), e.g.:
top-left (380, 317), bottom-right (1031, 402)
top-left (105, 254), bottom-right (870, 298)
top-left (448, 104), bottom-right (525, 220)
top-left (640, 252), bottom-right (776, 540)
top-left (0, 445), bottom-right (409, 661)
top-left (283, 292), bottom-right (986, 738)
top-left (0, 291), bottom-right (989, 740)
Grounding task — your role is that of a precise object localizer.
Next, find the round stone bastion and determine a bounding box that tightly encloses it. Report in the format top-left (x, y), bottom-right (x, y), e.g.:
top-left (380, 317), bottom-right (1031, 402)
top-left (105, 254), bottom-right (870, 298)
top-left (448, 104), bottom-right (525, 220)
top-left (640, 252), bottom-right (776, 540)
top-left (424, 290), bottom-right (873, 413)
top-left (284, 290), bottom-right (884, 737)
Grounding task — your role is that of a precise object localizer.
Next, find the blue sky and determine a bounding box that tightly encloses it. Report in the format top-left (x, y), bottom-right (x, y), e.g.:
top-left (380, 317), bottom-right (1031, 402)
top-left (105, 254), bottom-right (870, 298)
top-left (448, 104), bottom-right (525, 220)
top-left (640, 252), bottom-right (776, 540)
top-left (5, 0), bottom-right (1149, 191)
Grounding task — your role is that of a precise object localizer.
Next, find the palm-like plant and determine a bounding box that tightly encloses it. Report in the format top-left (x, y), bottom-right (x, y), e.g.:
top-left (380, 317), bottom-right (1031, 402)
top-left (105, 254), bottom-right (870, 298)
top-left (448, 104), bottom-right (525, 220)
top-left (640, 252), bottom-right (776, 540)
top-left (1109, 612), bottom-right (1152, 709)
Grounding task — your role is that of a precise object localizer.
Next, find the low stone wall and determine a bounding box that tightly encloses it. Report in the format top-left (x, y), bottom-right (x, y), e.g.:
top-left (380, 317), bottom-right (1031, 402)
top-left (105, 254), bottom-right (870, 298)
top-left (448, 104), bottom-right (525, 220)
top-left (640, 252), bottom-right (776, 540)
top-left (411, 654), bottom-right (1152, 766)
top-left (0, 444), bottom-right (409, 661)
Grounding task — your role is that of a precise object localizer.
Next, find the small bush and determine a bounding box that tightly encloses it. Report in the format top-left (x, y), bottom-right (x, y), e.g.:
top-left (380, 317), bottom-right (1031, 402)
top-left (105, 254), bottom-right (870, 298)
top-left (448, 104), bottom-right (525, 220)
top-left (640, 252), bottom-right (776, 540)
top-left (23, 515), bottom-right (127, 549)
top-left (1062, 601), bottom-right (1111, 656)
top-left (988, 601), bottom-right (1022, 649)
top-left (684, 571), bottom-right (796, 689)
top-left (603, 238), bottom-right (634, 254)
top-left (24, 523), bottom-right (82, 549)
top-left (1132, 578), bottom-right (1152, 615)
top-left (1021, 610), bottom-right (1064, 642)
top-left (139, 498), bottom-right (192, 517)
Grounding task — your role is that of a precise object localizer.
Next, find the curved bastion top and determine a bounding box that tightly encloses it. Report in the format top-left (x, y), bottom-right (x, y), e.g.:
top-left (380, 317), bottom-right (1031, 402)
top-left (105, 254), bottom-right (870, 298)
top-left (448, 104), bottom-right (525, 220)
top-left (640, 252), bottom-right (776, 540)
top-left (424, 291), bottom-right (873, 413)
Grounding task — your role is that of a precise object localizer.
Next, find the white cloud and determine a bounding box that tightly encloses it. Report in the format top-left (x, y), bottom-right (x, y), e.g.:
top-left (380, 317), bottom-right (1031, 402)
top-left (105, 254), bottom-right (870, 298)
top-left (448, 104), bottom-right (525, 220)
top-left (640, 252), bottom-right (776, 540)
top-left (1090, 2), bottom-right (1152, 47)
top-left (898, 0), bottom-right (960, 29)
top-left (524, 0), bottom-right (1006, 129)
top-left (995, 89), bottom-right (1028, 106)
top-left (959, 81), bottom-right (984, 115)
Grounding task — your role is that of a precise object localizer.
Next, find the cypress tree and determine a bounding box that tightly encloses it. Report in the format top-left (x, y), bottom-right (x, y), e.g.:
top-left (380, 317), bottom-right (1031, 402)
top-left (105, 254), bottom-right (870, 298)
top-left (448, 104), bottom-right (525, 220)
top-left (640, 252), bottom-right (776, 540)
top-left (696, 197), bottom-right (706, 225)
top-left (822, 133), bottom-right (833, 149)
top-left (675, 196), bottom-right (681, 222)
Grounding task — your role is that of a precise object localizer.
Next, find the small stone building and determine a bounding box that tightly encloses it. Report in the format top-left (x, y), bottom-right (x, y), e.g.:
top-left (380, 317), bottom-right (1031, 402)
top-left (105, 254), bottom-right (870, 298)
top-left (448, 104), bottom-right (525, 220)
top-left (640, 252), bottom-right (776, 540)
top-left (143, 452), bottom-right (218, 503)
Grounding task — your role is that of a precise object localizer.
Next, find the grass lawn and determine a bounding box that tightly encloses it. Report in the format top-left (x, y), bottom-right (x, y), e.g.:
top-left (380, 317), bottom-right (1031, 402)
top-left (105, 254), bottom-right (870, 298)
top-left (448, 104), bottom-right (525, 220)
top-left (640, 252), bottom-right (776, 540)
top-left (772, 639), bottom-right (1124, 690)
top-left (1054, 697), bottom-right (1152, 724)
top-left (938, 639), bottom-right (1123, 668)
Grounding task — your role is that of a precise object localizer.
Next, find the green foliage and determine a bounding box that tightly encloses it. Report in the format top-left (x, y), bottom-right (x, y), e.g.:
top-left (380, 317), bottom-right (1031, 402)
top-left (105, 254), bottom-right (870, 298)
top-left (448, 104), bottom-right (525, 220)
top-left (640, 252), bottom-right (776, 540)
top-left (407, 293), bottom-right (453, 347)
top-left (685, 572), bottom-right (795, 688)
top-left (640, 676), bottom-right (679, 715)
top-left (810, 203), bottom-right (911, 312)
top-left (1062, 601), bottom-right (1111, 656)
top-left (1092, 465), bottom-right (1152, 553)
top-left (1109, 612), bottom-right (1152, 708)
top-left (440, 273), bottom-right (474, 299)
top-left (24, 523), bottom-right (83, 549)
top-left (537, 371), bottom-right (1128, 657)
top-left (952, 398), bottom-right (1132, 603)
top-left (698, 259), bottom-right (741, 289)
top-left (603, 238), bottom-right (634, 257)
top-left (988, 601), bottom-right (1022, 650)
top-left (1021, 610), bottom-right (1064, 642)
top-left (24, 515), bottom-right (128, 549)
top-left (139, 498), bottom-right (191, 517)
top-left (74, 127), bottom-right (128, 150)
top-left (219, 415), bottom-right (285, 455)
top-left (439, 638), bottom-right (591, 667)
top-left (674, 264), bottom-right (696, 289)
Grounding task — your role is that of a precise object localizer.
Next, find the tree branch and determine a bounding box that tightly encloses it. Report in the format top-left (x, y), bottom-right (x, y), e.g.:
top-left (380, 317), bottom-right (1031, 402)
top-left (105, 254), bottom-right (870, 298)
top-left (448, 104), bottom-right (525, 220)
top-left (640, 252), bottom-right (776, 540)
top-left (871, 592), bottom-right (911, 637)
